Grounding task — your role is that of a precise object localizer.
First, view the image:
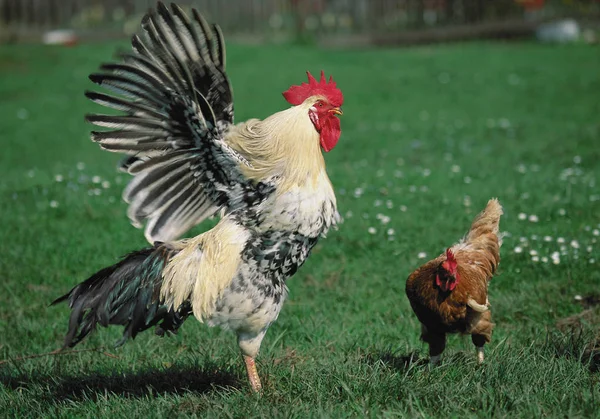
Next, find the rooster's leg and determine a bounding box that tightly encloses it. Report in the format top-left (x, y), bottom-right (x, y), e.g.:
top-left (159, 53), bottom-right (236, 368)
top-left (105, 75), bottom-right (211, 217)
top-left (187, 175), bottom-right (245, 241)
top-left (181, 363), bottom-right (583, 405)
top-left (243, 354), bottom-right (262, 392)
top-left (238, 331), bottom-right (266, 392)
top-left (421, 324), bottom-right (446, 365)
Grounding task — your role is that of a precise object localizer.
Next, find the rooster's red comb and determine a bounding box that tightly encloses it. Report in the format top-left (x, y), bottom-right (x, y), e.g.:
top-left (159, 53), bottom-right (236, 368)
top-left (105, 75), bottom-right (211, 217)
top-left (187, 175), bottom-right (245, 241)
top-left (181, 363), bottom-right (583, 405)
top-left (446, 248), bottom-right (456, 263)
top-left (283, 71), bottom-right (343, 107)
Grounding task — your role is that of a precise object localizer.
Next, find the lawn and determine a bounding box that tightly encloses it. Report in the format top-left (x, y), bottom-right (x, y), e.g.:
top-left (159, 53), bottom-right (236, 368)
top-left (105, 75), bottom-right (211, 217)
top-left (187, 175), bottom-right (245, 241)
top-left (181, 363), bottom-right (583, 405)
top-left (0, 38), bottom-right (599, 418)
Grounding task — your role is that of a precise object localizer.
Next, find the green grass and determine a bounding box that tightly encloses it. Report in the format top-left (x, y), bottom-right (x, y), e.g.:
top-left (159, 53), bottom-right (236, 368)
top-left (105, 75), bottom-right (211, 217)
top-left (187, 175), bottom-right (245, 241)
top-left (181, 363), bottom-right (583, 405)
top-left (1, 40), bottom-right (599, 418)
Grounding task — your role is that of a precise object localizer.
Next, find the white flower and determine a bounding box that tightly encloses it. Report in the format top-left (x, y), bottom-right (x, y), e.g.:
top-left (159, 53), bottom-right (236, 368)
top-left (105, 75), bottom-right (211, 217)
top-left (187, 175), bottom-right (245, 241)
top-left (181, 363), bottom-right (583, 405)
top-left (394, 170), bottom-right (404, 178)
top-left (532, 255), bottom-right (540, 262)
top-left (55, 174), bottom-right (64, 182)
top-left (345, 211), bottom-right (353, 219)
top-left (587, 246), bottom-right (593, 253)
top-left (574, 295), bottom-right (583, 301)
top-left (77, 162), bottom-right (86, 170)
top-left (101, 181), bottom-right (111, 189)
top-left (593, 229), bottom-right (599, 236)
top-left (368, 227), bottom-right (377, 234)
top-left (374, 199), bottom-right (382, 207)
top-left (464, 176), bottom-right (472, 184)
top-left (27, 170), bottom-right (35, 178)
top-left (557, 237), bottom-right (565, 244)
top-left (573, 155), bottom-right (582, 164)
top-left (386, 200), bottom-right (393, 209)
top-left (590, 258), bottom-right (596, 264)
top-left (376, 214), bottom-right (391, 225)
top-left (517, 164), bottom-right (527, 174)
top-left (417, 252), bottom-right (427, 259)
top-left (519, 236), bottom-right (528, 243)
top-left (409, 185), bottom-right (417, 193)
top-left (531, 235), bottom-right (538, 241)
top-left (508, 74), bottom-right (521, 85)
top-left (570, 240), bottom-right (580, 249)
top-left (541, 257), bottom-right (548, 263)
top-left (387, 228), bottom-right (395, 236)
top-left (423, 168), bottom-right (431, 177)
top-left (544, 236), bottom-right (552, 242)
top-left (528, 215), bottom-right (539, 223)
top-left (399, 205), bottom-right (407, 212)
top-left (17, 108), bottom-right (29, 120)
top-left (514, 246), bottom-right (523, 254)
top-left (353, 187), bottom-right (364, 198)
top-left (558, 208), bottom-right (566, 216)
top-left (49, 200), bottom-right (59, 208)
top-left (518, 213), bottom-right (527, 220)
top-left (451, 165), bottom-right (461, 173)
top-left (529, 249), bottom-right (538, 256)
top-left (92, 175), bottom-right (101, 184)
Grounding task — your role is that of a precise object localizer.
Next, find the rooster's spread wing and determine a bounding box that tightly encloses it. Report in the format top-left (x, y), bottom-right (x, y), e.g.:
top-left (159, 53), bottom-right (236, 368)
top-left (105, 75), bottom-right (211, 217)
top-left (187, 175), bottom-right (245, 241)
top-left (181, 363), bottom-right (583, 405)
top-left (86, 3), bottom-right (271, 243)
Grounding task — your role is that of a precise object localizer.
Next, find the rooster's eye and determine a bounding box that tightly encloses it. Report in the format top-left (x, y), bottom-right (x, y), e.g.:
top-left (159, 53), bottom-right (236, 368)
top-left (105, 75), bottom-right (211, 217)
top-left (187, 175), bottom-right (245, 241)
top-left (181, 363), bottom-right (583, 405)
top-left (318, 102), bottom-right (323, 107)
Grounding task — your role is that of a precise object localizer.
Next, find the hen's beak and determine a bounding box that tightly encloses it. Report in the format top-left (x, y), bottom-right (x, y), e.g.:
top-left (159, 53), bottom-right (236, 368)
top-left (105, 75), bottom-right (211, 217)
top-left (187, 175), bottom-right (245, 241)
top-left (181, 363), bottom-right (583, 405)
top-left (330, 107), bottom-right (343, 116)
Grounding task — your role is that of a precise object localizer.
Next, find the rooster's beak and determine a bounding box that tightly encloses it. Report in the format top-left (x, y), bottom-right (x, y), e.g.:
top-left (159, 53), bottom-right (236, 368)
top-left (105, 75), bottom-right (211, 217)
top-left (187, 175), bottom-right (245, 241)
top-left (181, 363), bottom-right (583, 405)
top-left (330, 107), bottom-right (343, 116)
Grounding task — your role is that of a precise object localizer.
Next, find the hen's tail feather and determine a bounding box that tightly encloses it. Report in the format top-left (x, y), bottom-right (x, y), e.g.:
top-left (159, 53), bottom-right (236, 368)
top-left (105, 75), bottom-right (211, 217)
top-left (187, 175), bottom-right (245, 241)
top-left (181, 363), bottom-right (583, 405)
top-left (466, 198), bottom-right (504, 245)
top-left (467, 298), bottom-right (489, 313)
top-left (51, 245), bottom-right (191, 348)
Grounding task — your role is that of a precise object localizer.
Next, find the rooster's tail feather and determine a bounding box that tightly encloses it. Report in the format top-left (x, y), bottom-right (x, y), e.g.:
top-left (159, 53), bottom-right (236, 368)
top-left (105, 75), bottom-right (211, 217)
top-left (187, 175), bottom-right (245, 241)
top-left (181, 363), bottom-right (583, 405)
top-left (52, 244), bottom-right (191, 348)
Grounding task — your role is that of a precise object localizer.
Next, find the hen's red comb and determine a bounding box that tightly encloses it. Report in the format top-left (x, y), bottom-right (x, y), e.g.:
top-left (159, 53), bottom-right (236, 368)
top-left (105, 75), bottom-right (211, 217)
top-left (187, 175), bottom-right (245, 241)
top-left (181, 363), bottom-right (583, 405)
top-left (283, 71), bottom-right (343, 107)
top-left (446, 248), bottom-right (456, 263)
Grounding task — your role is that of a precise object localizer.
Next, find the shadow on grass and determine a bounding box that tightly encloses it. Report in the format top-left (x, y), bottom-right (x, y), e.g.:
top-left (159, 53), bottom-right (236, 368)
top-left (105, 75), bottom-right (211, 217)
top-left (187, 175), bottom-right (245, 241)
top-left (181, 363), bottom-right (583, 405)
top-left (553, 305), bottom-right (600, 373)
top-left (0, 362), bottom-right (242, 403)
top-left (363, 349), bottom-right (427, 371)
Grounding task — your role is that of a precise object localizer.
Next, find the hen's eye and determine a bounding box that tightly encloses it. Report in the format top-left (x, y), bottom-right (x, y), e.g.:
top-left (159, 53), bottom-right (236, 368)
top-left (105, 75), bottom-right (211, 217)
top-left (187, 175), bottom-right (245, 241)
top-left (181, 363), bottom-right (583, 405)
top-left (318, 102), bottom-right (323, 107)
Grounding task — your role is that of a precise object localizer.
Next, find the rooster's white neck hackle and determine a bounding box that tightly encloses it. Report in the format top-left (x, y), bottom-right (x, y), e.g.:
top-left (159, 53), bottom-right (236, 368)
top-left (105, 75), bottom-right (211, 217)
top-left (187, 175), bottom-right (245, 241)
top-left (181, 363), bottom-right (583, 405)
top-left (227, 97), bottom-right (327, 193)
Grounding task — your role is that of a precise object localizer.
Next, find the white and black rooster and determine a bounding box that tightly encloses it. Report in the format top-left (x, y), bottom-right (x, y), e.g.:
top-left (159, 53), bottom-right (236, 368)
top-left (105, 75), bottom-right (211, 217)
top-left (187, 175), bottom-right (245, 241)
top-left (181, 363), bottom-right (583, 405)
top-left (53, 2), bottom-right (344, 392)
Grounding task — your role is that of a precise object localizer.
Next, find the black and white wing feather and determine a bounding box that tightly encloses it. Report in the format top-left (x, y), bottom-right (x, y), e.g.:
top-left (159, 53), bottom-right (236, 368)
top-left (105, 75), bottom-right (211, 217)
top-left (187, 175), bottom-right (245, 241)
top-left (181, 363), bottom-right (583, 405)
top-left (86, 2), bottom-right (266, 243)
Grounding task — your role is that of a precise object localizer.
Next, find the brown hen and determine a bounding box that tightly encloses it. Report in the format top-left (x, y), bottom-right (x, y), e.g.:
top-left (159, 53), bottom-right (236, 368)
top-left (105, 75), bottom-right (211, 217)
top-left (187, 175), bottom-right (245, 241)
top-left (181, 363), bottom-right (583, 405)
top-left (405, 198), bottom-right (503, 364)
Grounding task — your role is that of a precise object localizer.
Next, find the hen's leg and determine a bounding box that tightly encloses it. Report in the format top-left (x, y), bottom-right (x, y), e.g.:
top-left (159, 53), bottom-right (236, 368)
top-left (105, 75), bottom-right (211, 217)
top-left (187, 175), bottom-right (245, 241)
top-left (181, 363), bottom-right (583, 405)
top-left (421, 324), bottom-right (446, 365)
top-left (238, 330), bottom-right (267, 392)
top-left (471, 310), bottom-right (494, 364)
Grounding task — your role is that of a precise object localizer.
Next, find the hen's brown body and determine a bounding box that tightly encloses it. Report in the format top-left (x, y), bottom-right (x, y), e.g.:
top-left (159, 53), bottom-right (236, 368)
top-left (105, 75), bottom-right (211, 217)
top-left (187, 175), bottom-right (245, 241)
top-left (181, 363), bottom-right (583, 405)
top-left (405, 199), bottom-right (503, 364)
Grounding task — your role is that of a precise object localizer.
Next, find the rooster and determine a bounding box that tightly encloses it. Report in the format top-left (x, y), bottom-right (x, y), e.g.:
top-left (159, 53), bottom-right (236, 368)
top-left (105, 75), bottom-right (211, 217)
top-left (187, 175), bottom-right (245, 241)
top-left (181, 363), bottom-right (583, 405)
top-left (405, 198), bottom-right (503, 365)
top-left (52, 2), bottom-right (343, 392)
